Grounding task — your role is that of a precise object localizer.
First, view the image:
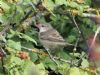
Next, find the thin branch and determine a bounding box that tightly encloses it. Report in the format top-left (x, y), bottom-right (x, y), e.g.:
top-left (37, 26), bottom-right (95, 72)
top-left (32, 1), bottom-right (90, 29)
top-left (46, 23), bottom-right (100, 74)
top-left (82, 13), bottom-right (97, 17)
top-left (71, 15), bottom-right (89, 50)
top-left (21, 46), bottom-right (40, 53)
top-left (22, 46), bottom-right (75, 66)
top-left (73, 36), bottom-right (80, 52)
top-left (19, 10), bottom-right (33, 24)
top-left (71, 36), bottom-right (80, 65)
top-left (70, 15), bottom-right (89, 65)
top-left (53, 56), bottom-right (73, 64)
top-left (72, 16), bottom-right (81, 34)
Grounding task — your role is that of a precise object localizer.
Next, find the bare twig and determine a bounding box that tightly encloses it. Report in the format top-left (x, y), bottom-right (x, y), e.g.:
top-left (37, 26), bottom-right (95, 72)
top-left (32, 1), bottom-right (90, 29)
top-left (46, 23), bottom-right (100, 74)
top-left (53, 56), bottom-right (72, 64)
top-left (19, 10), bottom-right (33, 24)
top-left (22, 46), bottom-right (74, 66)
top-left (22, 47), bottom-right (78, 67)
top-left (82, 13), bottom-right (97, 17)
top-left (22, 46), bottom-right (59, 66)
top-left (71, 36), bottom-right (80, 65)
top-left (72, 16), bottom-right (81, 34)
top-left (73, 36), bottom-right (80, 52)
top-left (71, 14), bottom-right (89, 49)
top-left (21, 46), bottom-right (40, 53)
top-left (70, 15), bottom-right (89, 65)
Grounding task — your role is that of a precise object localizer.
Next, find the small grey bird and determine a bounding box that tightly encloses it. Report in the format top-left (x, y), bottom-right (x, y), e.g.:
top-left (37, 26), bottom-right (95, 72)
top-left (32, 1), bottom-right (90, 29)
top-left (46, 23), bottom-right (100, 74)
top-left (35, 23), bottom-right (72, 65)
top-left (36, 23), bottom-right (72, 49)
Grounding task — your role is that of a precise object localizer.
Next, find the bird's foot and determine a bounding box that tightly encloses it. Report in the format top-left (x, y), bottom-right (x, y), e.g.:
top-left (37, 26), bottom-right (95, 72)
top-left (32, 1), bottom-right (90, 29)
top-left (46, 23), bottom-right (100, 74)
top-left (52, 57), bottom-right (59, 66)
top-left (45, 48), bottom-right (59, 66)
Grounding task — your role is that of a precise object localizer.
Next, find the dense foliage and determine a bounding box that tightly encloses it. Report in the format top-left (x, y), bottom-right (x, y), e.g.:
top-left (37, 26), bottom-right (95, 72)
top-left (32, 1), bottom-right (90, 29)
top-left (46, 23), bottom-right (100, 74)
top-left (0, 0), bottom-right (100, 75)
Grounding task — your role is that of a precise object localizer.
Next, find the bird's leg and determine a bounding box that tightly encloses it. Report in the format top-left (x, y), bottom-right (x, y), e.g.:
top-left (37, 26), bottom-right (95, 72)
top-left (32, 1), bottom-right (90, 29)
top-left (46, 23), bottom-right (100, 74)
top-left (45, 48), bottom-right (59, 66)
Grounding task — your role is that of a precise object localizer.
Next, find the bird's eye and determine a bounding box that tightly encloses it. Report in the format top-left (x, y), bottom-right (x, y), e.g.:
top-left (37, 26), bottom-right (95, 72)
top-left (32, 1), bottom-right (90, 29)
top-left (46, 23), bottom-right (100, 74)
top-left (42, 25), bottom-right (45, 27)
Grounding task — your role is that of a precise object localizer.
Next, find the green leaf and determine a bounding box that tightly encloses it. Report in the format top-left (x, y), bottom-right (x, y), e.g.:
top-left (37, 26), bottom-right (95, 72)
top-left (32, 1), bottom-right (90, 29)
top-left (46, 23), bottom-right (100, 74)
top-left (69, 67), bottom-right (81, 75)
top-left (55, 0), bottom-right (67, 6)
top-left (22, 34), bottom-right (37, 45)
top-left (16, 6), bottom-right (24, 15)
top-left (0, 73), bottom-right (5, 75)
top-left (33, 0), bottom-right (40, 5)
top-left (58, 64), bottom-right (70, 75)
top-left (10, 68), bottom-right (20, 75)
top-left (81, 58), bottom-right (89, 68)
top-left (0, 1), bottom-right (10, 12)
top-left (36, 63), bottom-right (47, 75)
top-left (29, 52), bottom-right (38, 62)
top-left (67, 35), bottom-right (76, 43)
top-left (67, 2), bottom-right (79, 8)
top-left (43, 57), bottom-right (57, 71)
top-left (7, 29), bottom-right (16, 38)
top-left (7, 30), bottom-right (37, 45)
top-left (85, 0), bottom-right (91, 5)
top-left (22, 60), bottom-right (37, 75)
top-left (5, 56), bottom-right (22, 69)
top-left (42, 0), bottom-right (55, 11)
top-left (56, 50), bottom-right (71, 60)
top-left (0, 15), bottom-right (6, 23)
top-left (0, 36), bottom-right (6, 42)
top-left (23, 60), bottom-right (47, 75)
top-left (7, 40), bottom-right (21, 50)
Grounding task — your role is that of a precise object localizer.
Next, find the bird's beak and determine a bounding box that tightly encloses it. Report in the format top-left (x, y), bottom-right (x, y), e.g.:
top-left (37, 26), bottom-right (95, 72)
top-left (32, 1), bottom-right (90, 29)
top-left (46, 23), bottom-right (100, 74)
top-left (35, 24), bottom-right (41, 29)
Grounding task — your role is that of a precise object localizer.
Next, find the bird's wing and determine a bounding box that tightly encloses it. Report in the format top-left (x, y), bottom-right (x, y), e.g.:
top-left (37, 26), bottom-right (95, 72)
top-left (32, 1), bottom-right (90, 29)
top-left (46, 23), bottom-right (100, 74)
top-left (40, 29), bottom-right (65, 42)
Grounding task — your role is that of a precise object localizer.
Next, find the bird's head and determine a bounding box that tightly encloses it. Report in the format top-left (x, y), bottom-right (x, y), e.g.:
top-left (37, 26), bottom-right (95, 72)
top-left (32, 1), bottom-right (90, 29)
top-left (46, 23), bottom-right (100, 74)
top-left (35, 23), bottom-right (53, 32)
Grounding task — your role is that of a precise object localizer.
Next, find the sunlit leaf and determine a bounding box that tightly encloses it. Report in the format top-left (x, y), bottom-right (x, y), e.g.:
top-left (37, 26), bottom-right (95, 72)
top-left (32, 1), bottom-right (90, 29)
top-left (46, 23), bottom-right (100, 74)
top-left (29, 52), bottom-right (38, 62)
top-left (0, 1), bottom-right (10, 12)
top-left (67, 35), bottom-right (76, 43)
top-left (36, 63), bottom-right (47, 75)
top-left (81, 58), bottom-right (89, 68)
top-left (43, 57), bottom-right (57, 71)
top-left (69, 67), bottom-right (81, 75)
top-left (55, 0), bottom-right (67, 6)
top-left (7, 40), bottom-right (21, 50)
top-left (58, 64), bottom-right (70, 75)
top-left (21, 34), bottom-right (37, 45)
top-left (42, 0), bottom-right (55, 11)
top-left (5, 55), bottom-right (22, 69)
